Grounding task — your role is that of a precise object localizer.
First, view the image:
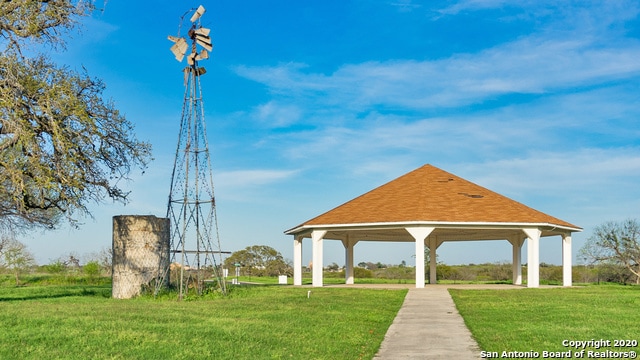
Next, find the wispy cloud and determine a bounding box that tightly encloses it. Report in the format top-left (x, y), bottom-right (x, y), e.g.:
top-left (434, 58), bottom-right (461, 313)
top-left (233, 0), bottom-right (640, 122)
top-left (390, 0), bottom-right (422, 13)
top-left (214, 169), bottom-right (300, 201)
top-left (216, 169), bottom-right (299, 187)
top-left (235, 38), bottom-right (640, 113)
top-left (462, 149), bottom-right (640, 196)
top-left (459, 148), bottom-right (640, 229)
top-left (229, 1), bottom-right (640, 208)
top-left (436, 0), bottom-right (639, 25)
top-left (252, 101), bottom-right (303, 128)
top-left (256, 83), bottom-right (639, 168)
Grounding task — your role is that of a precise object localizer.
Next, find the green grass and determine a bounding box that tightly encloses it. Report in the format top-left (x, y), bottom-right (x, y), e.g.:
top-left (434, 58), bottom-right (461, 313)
top-left (4, 275), bottom-right (639, 359)
top-left (0, 284), bottom-right (406, 360)
top-left (236, 275), bottom-right (416, 285)
top-left (0, 284), bottom-right (112, 300)
top-left (450, 285), bottom-right (640, 353)
top-left (0, 273), bottom-right (111, 287)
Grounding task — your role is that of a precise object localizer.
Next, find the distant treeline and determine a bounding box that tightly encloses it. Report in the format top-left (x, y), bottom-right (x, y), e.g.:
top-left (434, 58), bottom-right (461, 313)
top-left (322, 262), bottom-right (637, 285)
top-left (3, 260), bottom-right (635, 287)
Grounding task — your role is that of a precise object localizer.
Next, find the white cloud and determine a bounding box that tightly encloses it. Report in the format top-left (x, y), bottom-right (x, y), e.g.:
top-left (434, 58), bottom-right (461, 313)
top-left (436, 0), bottom-right (516, 15)
top-left (223, 1), bottom-right (640, 257)
top-left (252, 101), bottom-right (302, 128)
top-left (452, 148), bottom-right (640, 232)
top-left (461, 148), bottom-right (640, 196)
top-left (234, 36), bottom-right (640, 111)
top-left (436, 0), bottom-right (639, 26)
top-left (231, 1), bottom-right (640, 118)
top-left (390, 0), bottom-right (422, 13)
top-left (60, 16), bottom-right (120, 48)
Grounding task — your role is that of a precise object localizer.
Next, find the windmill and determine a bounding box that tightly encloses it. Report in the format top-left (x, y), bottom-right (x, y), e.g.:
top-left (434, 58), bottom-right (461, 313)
top-left (162, 5), bottom-right (228, 299)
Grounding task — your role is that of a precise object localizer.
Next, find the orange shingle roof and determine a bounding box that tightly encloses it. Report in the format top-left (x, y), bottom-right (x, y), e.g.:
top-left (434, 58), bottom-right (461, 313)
top-left (294, 164), bottom-right (580, 230)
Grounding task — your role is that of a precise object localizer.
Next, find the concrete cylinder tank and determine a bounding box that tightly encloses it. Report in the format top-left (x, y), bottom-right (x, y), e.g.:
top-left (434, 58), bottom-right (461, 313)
top-left (112, 215), bottom-right (170, 299)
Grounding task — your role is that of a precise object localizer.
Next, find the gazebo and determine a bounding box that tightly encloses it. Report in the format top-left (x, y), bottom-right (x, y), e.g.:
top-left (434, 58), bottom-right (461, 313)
top-left (284, 164), bottom-right (582, 288)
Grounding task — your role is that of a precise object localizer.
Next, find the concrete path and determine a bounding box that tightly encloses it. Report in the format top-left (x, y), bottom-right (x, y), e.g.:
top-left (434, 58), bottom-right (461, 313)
top-left (373, 287), bottom-right (481, 359)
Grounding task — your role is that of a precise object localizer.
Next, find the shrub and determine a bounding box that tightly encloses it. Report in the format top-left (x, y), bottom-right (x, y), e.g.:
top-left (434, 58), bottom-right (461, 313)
top-left (83, 261), bottom-right (101, 278)
top-left (44, 260), bottom-right (67, 274)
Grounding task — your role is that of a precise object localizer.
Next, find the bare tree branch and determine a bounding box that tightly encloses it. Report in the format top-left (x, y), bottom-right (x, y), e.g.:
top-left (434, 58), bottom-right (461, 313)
top-left (579, 219), bottom-right (640, 284)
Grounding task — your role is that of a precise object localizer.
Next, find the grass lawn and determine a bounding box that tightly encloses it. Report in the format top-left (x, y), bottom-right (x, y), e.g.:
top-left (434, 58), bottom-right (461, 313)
top-left (237, 275), bottom-right (416, 285)
top-left (450, 285), bottom-right (640, 354)
top-left (3, 276), bottom-right (639, 359)
top-left (0, 284), bottom-right (406, 360)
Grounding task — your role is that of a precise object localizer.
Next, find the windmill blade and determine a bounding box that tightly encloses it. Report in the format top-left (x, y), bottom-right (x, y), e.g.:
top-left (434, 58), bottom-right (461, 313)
top-left (193, 27), bottom-right (213, 51)
top-left (195, 49), bottom-right (209, 61)
top-left (187, 52), bottom-right (197, 66)
top-left (190, 5), bottom-right (206, 23)
top-left (170, 6), bottom-right (212, 64)
top-left (195, 37), bottom-right (213, 51)
top-left (184, 66), bottom-right (207, 76)
top-left (170, 37), bottom-right (188, 62)
top-left (194, 27), bottom-right (210, 37)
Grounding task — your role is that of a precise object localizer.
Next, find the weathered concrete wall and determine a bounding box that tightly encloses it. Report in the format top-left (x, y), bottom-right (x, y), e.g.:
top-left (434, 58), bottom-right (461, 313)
top-left (112, 215), bottom-right (170, 299)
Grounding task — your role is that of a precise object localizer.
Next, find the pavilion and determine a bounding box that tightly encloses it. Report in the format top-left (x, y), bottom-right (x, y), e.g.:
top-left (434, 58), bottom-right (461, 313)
top-left (284, 164), bottom-right (582, 288)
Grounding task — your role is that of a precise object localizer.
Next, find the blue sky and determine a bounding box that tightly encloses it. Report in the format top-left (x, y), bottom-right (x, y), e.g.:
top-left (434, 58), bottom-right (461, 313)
top-left (26, 0), bottom-right (640, 267)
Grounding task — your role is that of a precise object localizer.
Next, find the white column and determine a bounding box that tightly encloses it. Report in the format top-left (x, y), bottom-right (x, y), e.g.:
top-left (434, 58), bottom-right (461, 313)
top-left (562, 233), bottom-right (572, 287)
top-left (415, 237), bottom-right (425, 288)
top-left (311, 230), bottom-right (327, 287)
top-left (511, 237), bottom-right (523, 285)
top-left (343, 236), bottom-right (357, 285)
top-left (406, 227), bottom-right (435, 289)
top-left (429, 236), bottom-right (438, 284)
top-left (293, 236), bottom-right (303, 286)
top-left (523, 228), bottom-right (541, 288)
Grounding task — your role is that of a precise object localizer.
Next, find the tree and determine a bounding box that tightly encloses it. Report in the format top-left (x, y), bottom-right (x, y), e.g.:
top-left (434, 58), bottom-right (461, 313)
top-left (0, 1), bottom-right (152, 230)
top-left (579, 219), bottom-right (640, 284)
top-left (94, 247), bottom-right (113, 276)
top-left (224, 245), bottom-right (290, 277)
top-left (0, 236), bottom-right (36, 285)
top-left (326, 262), bottom-right (340, 271)
top-left (364, 262), bottom-right (378, 270)
top-left (0, 1), bottom-right (92, 51)
top-left (424, 247), bottom-right (439, 265)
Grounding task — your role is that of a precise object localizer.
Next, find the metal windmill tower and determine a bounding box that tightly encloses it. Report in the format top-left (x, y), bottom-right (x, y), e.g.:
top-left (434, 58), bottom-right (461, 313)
top-left (162, 5), bottom-right (227, 299)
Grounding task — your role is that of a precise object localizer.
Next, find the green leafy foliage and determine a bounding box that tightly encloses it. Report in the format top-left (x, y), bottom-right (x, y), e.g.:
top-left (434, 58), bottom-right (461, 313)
top-left (42, 260), bottom-right (66, 274)
top-left (0, 1), bottom-right (151, 230)
top-left (0, 1), bottom-right (92, 51)
top-left (83, 260), bottom-right (100, 278)
top-left (224, 245), bottom-right (291, 277)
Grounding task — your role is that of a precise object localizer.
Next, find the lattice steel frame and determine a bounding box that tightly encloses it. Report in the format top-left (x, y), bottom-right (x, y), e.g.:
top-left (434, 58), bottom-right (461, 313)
top-left (159, 7), bottom-right (227, 299)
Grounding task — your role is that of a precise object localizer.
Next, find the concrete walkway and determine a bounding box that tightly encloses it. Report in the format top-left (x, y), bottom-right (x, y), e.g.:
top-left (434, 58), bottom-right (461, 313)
top-left (373, 286), bottom-right (481, 359)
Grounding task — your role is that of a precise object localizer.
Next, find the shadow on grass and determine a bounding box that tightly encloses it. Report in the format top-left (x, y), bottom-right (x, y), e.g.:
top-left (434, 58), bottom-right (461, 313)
top-left (0, 286), bottom-right (112, 302)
